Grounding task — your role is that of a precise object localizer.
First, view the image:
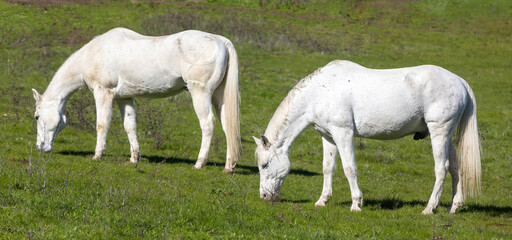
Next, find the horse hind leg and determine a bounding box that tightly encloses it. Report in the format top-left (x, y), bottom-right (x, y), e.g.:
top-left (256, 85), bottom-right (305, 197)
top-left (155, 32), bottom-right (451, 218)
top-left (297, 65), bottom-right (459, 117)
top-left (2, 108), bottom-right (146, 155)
top-left (189, 87), bottom-right (216, 170)
top-left (212, 83), bottom-right (239, 173)
top-left (422, 122), bottom-right (455, 214)
top-left (118, 98), bottom-right (140, 163)
top-left (448, 140), bottom-right (464, 213)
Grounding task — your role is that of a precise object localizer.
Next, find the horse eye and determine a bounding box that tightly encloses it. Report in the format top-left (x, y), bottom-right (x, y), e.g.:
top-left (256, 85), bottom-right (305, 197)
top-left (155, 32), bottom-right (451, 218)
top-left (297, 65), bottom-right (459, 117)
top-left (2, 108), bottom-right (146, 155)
top-left (261, 162), bottom-right (269, 169)
top-left (35, 116), bottom-right (39, 121)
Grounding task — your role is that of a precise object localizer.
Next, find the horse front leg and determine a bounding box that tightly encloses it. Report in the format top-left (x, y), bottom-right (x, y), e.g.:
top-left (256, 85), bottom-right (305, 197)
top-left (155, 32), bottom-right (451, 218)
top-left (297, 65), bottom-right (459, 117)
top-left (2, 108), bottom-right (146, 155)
top-left (118, 98), bottom-right (140, 163)
top-left (189, 87), bottom-right (215, 170)
top-left (315, 136), bottom-right (338, 207)
top-left (333, 128), bottom-right (363, 211)
top-left (92, 87), bottom-right (114, 160)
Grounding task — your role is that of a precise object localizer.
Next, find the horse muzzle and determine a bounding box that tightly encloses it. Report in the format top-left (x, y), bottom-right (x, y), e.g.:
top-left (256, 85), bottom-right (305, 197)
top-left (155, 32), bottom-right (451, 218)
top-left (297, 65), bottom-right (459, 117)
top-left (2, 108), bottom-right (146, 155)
top-left (261, 192), bottom-right (281, 202)
top-left (36, 142), bottom-right (52, 153)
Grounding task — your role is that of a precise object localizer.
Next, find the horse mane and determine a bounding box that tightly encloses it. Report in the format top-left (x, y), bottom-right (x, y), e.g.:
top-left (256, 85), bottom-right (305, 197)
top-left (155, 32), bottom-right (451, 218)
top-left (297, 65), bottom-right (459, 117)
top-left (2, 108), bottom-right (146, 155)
top-left (264, 66), bottom-right (325, 145)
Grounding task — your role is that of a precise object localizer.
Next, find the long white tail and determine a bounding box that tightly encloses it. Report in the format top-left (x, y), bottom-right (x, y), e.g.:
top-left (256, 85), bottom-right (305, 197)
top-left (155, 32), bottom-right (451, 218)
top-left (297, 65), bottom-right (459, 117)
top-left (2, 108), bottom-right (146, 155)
top-left (456, 81), bottom-right (482, 199)
top-left (214, 37), bottom-right (240, 171)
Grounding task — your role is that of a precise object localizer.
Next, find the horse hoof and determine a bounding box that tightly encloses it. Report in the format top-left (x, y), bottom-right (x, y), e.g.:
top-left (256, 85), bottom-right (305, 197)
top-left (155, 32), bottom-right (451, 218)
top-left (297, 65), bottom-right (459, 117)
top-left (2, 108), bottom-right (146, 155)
top-left (222, 168), bottom-right (234, 174)
top-left (315, 201), bottom-right (326, 207)
top-left (448, 206), bottom-right (460, 214)
top-left (192, 165), bottom-right (202, 170)
top-left (449, 202), bottom-right (462, 214)
top-left (129, 155), bottom-right (140, 163)
top-left (350, 206), bottom-right (362, 212)
top-left (422, 209), bottom-right (433, 215)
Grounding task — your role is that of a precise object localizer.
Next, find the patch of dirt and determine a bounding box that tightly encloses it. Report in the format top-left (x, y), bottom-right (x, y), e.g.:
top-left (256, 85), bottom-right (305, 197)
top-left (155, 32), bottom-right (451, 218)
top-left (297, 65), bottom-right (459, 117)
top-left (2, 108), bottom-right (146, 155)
top-left (8, 158), bottom-right (29, 164)
top-left (371, 0), bottom-right (413, 12)
top-left (7, 0), bottom-right (333, 21)
top-left (63, 28), bottom-right (92, 46)
top-left (4, 0), bottom-right (109, 7)
top-left (147, 0), bottom-right (331, 21)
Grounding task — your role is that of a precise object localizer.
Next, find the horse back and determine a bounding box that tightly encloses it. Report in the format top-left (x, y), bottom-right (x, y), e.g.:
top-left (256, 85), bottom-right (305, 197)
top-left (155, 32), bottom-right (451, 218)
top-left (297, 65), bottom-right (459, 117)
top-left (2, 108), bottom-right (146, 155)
top-left (310, 61), bottom-right (468, 139)
top-left (80, 28), bottom-right (227, 98)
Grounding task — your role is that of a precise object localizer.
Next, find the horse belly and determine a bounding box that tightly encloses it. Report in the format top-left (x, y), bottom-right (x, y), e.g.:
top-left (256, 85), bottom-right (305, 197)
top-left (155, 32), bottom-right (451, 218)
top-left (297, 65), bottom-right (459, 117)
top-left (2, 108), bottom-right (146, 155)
top-left (114, 75), bottom-right (186, 98)
top-left (353, 113), bottom-right (427, 140)
top-left (349, 77), bottom-right (428, 139)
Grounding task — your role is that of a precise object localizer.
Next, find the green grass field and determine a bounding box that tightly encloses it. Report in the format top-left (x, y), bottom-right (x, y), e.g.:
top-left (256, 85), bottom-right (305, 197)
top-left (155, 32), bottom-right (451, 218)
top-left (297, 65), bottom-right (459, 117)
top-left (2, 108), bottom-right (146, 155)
top-left (1, 0), bottom-right (511, 238)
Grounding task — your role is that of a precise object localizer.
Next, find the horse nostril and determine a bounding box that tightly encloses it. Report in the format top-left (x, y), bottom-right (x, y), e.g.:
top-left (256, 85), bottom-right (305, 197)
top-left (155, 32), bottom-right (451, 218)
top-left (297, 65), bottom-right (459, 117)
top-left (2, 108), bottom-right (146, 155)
top-left (262, 194), bottom-right (267, 200)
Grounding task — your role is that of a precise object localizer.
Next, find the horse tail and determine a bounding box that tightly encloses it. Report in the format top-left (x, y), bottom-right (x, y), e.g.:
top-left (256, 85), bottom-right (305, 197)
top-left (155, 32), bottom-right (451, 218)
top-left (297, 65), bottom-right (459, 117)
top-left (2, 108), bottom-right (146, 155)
top-left (213, 37), bottom-right (240, 172)
top-left (456, 79), bottom-right (482, 199)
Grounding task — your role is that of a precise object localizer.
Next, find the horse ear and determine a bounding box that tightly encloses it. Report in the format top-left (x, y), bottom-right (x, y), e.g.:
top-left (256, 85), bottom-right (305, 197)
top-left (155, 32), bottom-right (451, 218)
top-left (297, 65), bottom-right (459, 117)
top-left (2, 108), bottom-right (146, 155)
top-left (32, 89), bottom-right (42, 103)
top-left (260, 135), bottom-right (271, 149)
top-left (253, 136), bottom-right (262, 146)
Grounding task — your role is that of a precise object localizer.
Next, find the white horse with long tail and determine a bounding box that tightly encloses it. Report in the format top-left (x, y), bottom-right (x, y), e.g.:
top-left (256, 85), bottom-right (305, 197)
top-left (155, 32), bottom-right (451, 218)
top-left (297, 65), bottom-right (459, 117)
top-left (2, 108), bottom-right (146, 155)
top-left (254, 60), bottom-right (481, 214)
top-left (32, 28), bottom-right (240, 173)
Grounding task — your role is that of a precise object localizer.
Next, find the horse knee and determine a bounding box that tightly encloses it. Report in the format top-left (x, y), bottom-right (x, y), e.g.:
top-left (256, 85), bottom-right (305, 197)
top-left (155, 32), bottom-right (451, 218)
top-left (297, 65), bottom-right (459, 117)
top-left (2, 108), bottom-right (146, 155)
top-left (323, 162), bottom-right (335, 175)
top-left (343, 166), bottom-right (356, 178)
top-left (434, 165), bottom-right (448, 179)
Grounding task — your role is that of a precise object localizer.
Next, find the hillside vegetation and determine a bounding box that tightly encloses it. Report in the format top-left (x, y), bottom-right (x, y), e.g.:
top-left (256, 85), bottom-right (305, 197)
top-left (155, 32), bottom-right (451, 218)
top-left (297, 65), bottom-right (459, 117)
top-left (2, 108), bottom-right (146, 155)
top-left (1, 0), bottom-right (511, 238)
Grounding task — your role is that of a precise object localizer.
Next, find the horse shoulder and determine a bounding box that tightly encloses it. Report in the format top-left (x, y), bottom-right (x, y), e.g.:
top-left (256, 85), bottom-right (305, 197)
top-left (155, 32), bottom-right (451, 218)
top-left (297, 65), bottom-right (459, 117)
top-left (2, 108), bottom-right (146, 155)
top-left (80, 39), bottom-right (120, 90)
top-left (309, 78), bottom-right (354, 130)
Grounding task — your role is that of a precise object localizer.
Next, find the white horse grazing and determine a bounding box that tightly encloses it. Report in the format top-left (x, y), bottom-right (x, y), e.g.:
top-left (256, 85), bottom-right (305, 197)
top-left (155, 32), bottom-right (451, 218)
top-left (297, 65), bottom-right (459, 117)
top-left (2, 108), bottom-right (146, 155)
top-left (32, 28), bottom-right (240, 173)
top-left (254, 60), bottom-right (481, 214)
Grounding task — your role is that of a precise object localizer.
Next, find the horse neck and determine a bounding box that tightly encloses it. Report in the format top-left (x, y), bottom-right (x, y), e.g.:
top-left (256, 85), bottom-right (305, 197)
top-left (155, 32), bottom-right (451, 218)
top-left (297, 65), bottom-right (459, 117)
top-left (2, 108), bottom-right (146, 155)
top-left (264, 87), bottom-right (310, 155)
top-left (43, 52), bottom-right (86, 108)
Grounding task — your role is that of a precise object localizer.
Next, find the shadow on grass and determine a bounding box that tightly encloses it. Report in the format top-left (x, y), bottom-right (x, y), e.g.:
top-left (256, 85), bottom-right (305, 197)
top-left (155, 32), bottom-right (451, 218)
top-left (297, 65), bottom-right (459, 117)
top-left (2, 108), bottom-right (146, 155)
top-left (145, 155), bottom-right (196, 165)
top-left (57, 150), bottom-right (94, 157)
top-left (230, 166), bottom-right (319, 176)
top-left (143, 155), bottom-right (319, 176)
top-left (337, 198), bottom-right (512, 215)
top-left (460, 204), bottom-right (512, 216)
top-left (334, 198), bottom-right (428, 210)
top-left (281, 199), bottom-right (311, 204)
top-left (259, 199), bottom-right (312, 205)
top-left (144, 155), bottom-right (262, 175)
top-left (290, 168), bottom-right (320, 176)
top-left (234, 164), bottom-right (259, 175)
top-left (362, 198), bottom-right (428, 210)
top-left (56, 151), bottom-right (319, 176)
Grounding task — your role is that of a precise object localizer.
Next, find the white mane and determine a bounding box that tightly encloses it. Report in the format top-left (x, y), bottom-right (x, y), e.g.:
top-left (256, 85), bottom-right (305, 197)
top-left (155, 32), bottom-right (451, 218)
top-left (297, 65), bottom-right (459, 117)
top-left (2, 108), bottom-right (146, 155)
top-left (264, 66), bottom-right (325, 144)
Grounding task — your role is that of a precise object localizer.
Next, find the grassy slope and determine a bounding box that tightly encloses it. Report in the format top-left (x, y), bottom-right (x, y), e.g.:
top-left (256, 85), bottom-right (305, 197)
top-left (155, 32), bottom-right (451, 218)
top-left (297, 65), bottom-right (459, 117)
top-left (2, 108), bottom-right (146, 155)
top-left (0, 0), bottom-right (511, 238)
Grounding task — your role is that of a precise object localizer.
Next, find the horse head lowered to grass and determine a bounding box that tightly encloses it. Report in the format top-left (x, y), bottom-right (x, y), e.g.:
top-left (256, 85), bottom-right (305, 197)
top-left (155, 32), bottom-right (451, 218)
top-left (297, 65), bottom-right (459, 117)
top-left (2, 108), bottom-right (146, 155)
top-left (254, 60), bottom-right (481, 214)
top-left (32, 27), bottom-right (240, 173)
